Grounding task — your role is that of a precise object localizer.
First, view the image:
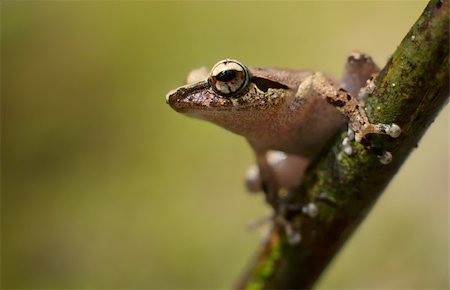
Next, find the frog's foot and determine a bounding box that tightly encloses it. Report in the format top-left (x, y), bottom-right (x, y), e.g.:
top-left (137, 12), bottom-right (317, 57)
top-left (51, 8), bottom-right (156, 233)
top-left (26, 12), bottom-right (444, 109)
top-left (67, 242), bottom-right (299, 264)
top-left (280, 202), bottom-right (319, 218)
top-left (299, 72), bottom-right (401, 144)
top-left (246, 210), bottom-right (302, 245)
top-left (246, 213), bottom-right (275, 242)
top-left (275, 213), bottom-right (301, 245)
top-left (247, 210), bottom-right (301, 245)
top-left (246, 210), bottom-right (303, 245)
top-left (343, 123), bottom-right (397, 164)
top-left (283, 221), bottom-right (302, 245)
top-left (354, 120), bottom-right (401, 142)
top-left (272, 201), bottom-right (320, 245)
top-left (337, 52), bottom-right (401, 142)
top-left (326, 88), bottom-right (401, 142)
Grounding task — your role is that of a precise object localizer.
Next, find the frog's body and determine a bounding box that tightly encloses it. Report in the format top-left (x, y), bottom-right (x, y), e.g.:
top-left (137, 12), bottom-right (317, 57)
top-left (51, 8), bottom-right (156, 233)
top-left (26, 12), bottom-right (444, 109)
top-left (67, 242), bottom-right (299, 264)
top-left (166, 53), bottom-right (400, 228)
top-left (182, 69), bottom-right (345, 158)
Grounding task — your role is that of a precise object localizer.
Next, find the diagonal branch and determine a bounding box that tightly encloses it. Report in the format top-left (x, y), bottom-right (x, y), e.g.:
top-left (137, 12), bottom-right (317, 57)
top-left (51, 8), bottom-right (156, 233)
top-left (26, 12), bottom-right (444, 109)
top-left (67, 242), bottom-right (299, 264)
top-left (235, 0), bottom-right (449, 289)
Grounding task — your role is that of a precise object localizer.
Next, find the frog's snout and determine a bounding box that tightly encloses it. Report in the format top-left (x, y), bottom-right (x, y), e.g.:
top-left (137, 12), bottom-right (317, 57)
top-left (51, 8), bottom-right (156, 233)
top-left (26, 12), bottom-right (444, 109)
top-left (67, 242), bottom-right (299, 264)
top-left (166, 88), bottom-right (188, 112)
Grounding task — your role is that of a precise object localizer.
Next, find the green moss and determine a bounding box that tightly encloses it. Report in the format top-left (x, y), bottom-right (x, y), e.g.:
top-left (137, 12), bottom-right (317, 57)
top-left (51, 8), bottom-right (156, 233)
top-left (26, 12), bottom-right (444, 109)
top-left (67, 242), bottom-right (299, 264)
top-left (244, 238), bottom-right (284, 290)
top-left (245, 281), bottom-right (262, 290)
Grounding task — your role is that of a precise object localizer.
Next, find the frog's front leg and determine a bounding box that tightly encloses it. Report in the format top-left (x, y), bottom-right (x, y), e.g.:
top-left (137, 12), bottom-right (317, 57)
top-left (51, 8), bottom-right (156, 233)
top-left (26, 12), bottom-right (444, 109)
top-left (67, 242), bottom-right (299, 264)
top-left (254, 150), bottom-right (278, 208)
top-left (298, 73), bottom-right (401, 143)
top-left (250, 150), bottom-right (307, 208)
top-left (245, 151), bottom-right (310, 195)
top-left (247, 149), bottom-right (310, 244)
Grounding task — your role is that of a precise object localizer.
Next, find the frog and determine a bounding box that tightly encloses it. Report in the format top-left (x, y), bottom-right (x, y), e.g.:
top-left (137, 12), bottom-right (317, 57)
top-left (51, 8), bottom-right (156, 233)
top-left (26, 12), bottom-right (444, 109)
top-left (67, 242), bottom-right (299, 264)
top-left (166, 52), bottom-right (400, 242)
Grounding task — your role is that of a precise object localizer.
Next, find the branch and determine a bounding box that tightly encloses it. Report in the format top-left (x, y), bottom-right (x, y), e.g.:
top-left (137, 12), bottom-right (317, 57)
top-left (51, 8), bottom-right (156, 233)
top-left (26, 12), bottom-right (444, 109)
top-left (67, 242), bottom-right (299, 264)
top-left (235, 0), bottom-right (449, 289)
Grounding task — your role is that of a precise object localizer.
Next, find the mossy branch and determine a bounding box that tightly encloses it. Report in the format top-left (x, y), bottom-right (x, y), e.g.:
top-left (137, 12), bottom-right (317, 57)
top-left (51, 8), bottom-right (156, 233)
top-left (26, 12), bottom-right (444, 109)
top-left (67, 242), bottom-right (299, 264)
top-left (235, 0), bottom-right (449, 289)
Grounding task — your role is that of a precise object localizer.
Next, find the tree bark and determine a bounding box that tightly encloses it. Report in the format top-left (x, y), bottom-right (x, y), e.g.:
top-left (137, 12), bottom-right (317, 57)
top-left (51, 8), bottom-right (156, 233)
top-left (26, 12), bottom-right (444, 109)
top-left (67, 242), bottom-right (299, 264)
top-left (235, 0), bottom-right (449, 289)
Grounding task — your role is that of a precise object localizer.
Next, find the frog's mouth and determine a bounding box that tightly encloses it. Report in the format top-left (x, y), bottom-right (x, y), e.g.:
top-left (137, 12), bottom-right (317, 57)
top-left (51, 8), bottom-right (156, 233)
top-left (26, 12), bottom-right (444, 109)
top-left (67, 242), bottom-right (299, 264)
top-left (166, 80), bottom-right (235, 113)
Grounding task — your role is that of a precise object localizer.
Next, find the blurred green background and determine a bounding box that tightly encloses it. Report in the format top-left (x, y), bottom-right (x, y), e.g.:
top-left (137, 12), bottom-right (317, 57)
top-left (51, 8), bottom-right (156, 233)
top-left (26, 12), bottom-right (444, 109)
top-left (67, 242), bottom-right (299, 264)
top-left (2, 1), bottom-right (448, 289)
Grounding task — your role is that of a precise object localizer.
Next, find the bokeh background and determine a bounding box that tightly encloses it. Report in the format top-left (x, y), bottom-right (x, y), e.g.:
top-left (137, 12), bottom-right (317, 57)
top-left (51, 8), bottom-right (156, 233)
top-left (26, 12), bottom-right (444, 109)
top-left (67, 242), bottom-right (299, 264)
top-left (2, 1), bottom-right (448, 289)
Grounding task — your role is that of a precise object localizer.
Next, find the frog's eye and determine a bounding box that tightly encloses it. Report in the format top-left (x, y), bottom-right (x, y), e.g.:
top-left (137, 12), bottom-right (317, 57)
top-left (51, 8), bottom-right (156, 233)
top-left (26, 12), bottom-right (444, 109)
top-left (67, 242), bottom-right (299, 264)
top-left (209, 60), bottom-right (249, 96)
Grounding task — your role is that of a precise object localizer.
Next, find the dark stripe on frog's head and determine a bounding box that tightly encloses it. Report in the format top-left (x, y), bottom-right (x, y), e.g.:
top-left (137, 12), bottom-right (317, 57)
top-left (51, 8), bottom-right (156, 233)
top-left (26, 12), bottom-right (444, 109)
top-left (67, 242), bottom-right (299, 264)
top-left (251, 77), bottom-right (289, 92)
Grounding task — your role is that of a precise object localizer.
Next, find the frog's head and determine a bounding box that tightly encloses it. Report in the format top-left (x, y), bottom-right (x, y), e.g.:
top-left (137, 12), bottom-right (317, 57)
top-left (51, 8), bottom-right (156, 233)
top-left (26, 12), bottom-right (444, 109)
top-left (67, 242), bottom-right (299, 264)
top-left (166, 59), bottom-right (249, 112)
top-left (166, 59), bottom-right (294, 136)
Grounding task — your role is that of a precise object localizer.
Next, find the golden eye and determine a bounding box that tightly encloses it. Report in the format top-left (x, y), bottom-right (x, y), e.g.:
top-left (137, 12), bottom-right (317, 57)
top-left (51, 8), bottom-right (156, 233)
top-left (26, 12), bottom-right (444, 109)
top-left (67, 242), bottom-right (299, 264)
top-left (209, 59), bottom-right (249, 96)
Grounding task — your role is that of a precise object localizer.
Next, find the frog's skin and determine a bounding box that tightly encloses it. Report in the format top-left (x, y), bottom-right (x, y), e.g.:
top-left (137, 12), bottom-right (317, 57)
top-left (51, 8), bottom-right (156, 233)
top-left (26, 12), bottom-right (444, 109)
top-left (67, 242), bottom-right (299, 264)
top-left (166, 52), bottom-right (400, 227)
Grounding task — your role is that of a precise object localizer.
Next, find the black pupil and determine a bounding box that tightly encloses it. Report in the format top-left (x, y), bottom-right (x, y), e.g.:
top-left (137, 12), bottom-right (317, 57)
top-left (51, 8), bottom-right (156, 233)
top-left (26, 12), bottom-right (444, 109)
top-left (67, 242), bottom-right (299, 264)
top-left (216, 70), bottom-right (236, 82)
